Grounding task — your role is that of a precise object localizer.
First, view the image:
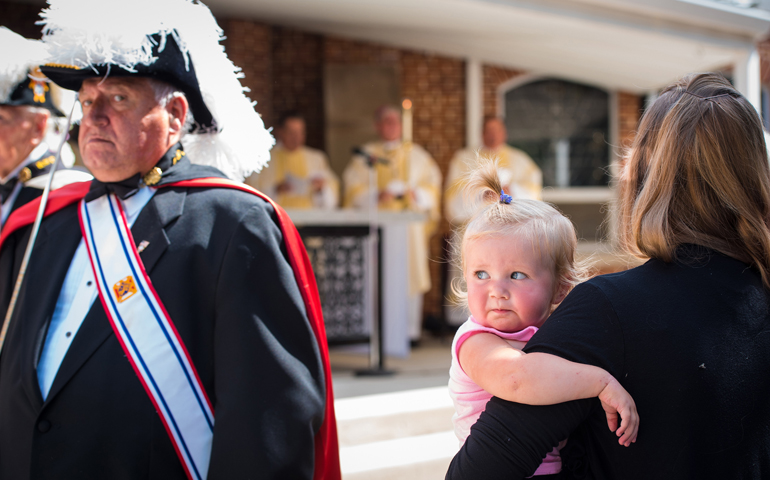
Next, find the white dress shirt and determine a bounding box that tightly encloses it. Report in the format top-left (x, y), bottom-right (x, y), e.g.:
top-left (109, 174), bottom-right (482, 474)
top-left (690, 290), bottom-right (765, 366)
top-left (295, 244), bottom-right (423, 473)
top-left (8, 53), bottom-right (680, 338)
top-left (37, 187), bottom-right (156, 400)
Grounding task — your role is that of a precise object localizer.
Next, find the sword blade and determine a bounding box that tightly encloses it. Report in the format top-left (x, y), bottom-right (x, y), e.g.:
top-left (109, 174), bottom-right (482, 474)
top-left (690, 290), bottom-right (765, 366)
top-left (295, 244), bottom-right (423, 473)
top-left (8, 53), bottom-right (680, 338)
top-left (0, 94), bottom-right (79, 355)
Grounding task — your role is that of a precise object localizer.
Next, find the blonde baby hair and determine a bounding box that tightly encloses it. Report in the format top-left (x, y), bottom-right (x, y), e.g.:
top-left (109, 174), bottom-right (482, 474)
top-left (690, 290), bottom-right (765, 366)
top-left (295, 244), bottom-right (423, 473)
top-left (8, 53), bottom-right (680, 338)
top-left (450, 157), bottom-right (588, 307)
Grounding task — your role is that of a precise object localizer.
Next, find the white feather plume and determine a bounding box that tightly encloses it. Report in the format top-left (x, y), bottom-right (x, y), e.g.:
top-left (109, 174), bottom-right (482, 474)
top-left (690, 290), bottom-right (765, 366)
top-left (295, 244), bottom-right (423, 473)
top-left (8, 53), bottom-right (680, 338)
top-left (39, 0), bottom-right (273, 180)
top-left (0, 27), bottom-right (49, 103)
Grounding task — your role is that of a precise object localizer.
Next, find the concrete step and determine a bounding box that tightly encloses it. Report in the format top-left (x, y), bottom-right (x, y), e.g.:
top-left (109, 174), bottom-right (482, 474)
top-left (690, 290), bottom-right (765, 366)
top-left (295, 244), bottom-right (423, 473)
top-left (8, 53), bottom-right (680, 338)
top-left (335, 386), bottom-right (459, 479)
top-left (341, 430), bottom-right (458, 480)
top-left (336, 386), bottom-right (456, 445)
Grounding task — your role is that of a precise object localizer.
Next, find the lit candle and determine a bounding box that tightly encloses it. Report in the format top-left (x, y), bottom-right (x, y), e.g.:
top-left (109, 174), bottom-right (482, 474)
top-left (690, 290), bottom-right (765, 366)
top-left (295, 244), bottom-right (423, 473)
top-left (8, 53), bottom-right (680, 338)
top-left (401, 98), bottom-right (413, 143)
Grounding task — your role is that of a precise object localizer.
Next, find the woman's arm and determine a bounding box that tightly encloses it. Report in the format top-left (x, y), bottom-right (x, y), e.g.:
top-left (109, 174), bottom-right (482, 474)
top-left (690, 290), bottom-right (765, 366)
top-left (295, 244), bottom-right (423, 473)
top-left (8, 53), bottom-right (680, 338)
top-left (447, 397), bottom-right (593, 479)
top-left (460, 332), bottom-right (610, 403)
top-left (459, 332), bottom-right (638, 445)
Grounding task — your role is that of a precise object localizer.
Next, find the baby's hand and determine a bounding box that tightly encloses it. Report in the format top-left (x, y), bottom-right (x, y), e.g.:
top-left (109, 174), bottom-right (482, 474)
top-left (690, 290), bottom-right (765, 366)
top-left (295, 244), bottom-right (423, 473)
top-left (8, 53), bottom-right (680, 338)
top-left (598, 377), bottom-right (639, 447)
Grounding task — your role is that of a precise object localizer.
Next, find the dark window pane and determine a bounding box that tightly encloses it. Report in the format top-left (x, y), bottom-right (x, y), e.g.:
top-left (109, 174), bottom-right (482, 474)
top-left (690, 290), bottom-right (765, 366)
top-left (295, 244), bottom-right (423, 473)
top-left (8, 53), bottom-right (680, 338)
top-left (504, 79), bottom-right (610, 187)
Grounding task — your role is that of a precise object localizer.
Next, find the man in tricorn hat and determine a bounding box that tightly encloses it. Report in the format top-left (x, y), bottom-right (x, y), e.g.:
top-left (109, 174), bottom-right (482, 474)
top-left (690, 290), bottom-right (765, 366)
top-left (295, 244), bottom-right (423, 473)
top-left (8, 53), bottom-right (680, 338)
top-left (0, 1), bottom-right (339, 479)
top-left (0, 27), bottom-right (90, 229)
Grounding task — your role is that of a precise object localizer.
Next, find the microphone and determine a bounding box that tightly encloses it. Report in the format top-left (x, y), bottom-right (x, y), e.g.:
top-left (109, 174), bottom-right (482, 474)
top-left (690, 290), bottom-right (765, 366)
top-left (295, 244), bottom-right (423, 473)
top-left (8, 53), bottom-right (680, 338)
top-left (352, 147), bottom-right (389, 167)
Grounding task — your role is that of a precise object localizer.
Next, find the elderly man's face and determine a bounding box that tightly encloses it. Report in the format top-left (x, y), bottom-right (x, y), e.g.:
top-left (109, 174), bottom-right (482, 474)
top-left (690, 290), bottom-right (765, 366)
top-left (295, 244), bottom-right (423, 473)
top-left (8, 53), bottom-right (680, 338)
top-left (482, 119), bottom-right (507, 150)
top-left (0, 106), bottom-right (48, 178)
top-left (79, 77), bottom-right (180, 182)
top-left (376, 110), bottom-right (402, 143)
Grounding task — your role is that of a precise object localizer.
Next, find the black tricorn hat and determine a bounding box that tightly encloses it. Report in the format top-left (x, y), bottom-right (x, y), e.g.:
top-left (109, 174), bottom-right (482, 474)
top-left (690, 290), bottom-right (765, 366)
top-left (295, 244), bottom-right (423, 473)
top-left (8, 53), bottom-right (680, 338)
top-left (0, 27), bottom-right (65, 116)
top-left (41, 33), bottom-right (215, 129)
top-left (2, 68), bottom-right (65, 117)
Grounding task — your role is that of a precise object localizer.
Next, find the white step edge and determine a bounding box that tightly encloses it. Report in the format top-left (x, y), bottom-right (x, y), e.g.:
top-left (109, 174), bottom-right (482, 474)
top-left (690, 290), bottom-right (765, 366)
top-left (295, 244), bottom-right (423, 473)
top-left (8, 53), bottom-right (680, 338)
top-left (335, 385), bottom-right (456, 445)
top-left (340, 430), bottom-right (459, 479)
top-left (334, 386), bottom-right (453, 420)
top-left (337, 405), bottom-right (456, 446)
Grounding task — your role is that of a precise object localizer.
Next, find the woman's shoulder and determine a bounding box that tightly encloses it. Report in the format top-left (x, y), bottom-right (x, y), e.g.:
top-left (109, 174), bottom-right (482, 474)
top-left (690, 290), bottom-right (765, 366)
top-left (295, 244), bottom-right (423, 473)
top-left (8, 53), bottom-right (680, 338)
top-left (587, 246), bottom-right (762, 293)
top-left (582, 253), bottom-right (706, 294)
top-left (573, 260), bottom-right (656, 299)
top-left (572, 248), bottom-right (767, 333)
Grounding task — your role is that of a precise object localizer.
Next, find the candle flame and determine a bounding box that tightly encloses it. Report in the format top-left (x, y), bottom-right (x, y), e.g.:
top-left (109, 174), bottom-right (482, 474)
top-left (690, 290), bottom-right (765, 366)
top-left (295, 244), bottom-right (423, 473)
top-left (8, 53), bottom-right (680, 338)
top-left (402, 99), bottom-right (412, 110)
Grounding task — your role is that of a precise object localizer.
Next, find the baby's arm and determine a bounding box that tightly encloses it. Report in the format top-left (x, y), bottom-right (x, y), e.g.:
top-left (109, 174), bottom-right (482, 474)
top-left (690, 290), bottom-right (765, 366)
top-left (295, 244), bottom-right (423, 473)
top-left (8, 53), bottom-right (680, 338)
top-left (459, 332), bottom-right (638, 446)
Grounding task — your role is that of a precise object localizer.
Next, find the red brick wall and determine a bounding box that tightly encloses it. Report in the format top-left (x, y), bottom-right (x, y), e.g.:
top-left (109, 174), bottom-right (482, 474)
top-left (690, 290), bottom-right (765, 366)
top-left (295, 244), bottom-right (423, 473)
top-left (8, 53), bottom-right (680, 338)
top-left (323, 37), bottom-right (466, 171)
top-left (401, 52), bottom-right (465, 170)
top-left (618, 91), bottom-right (643, 154)
top-left (271, 27), bottom-right (325, 150)
top-left (760, 39), bottom-right (770, 85)
top-left (483, 64), bottom-right (526, 118)
top-left (401, 52), bottom-right (465, 318)
top-left (220, 20), bottom-right (274, 135)
top-left (324, 37), bottom-right (401, 66)
top-left (223, 24), bottom-right (326, 150)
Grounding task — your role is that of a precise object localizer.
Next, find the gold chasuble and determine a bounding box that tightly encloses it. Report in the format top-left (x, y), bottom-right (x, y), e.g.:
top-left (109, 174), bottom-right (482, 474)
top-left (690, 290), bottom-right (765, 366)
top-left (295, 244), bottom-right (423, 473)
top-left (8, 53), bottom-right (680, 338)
top-left (246, 144), bottom-right (340, 209)
top-left (343, 140), bottom-right (442, 296)
top-left (444, 145), bottom-right (542, 225)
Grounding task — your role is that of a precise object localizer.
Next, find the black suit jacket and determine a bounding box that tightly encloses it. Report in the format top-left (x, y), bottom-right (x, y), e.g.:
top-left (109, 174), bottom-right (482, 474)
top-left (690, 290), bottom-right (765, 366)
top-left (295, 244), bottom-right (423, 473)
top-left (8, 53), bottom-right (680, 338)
top-left (8, 186), bottom-right (43, 216)
top-left (1, 148), bottom-right (55, 227)
top-left (0, 163), bottom-right (325, 479)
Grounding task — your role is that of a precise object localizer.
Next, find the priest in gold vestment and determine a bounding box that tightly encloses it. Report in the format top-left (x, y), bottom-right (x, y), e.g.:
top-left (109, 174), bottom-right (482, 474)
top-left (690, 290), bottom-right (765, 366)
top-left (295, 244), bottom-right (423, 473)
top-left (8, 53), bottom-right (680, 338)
top-left (343, 105), bottom-right (442, 343)
top-left (444, 117), bottom-right (542, 223)
top-left (444, 116), bottom-right (543, 325)
top-left (247, 112), bottom-right (339, 209)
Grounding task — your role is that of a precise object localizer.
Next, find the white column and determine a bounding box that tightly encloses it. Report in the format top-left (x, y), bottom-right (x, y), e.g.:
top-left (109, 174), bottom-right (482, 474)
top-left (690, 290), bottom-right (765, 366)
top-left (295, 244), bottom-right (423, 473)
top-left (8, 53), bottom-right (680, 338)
top-left (466, 58), bottom-right (483, 150)
top-left (554, 138), bottom-right (570, 188)
top-left (644, 89), bottom-right (659, 109)
top-left (734, 46), bottom-right (761, 113)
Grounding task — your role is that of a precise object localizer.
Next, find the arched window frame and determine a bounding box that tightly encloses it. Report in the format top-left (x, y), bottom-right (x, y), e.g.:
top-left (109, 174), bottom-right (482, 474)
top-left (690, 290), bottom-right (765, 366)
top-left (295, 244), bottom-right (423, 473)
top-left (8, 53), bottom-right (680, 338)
top-left (496, 75), bottom-right (621, 247)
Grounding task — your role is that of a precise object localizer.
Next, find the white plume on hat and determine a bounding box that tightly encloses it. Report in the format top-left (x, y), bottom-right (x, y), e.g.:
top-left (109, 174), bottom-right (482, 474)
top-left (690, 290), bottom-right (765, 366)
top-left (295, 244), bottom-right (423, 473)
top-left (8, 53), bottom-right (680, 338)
top-left (39, 0), bottom-right (274, 181)
top-left (0, 26), bottom-right (80, 134)
top-left (0, 27), bottom-right (48, 103)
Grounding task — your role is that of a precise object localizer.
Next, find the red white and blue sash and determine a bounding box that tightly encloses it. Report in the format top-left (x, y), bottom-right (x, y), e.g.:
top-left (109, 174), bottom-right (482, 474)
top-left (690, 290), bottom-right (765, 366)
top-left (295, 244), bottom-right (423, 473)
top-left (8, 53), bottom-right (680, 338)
top-left (78, 193), bottom-right (214, 480)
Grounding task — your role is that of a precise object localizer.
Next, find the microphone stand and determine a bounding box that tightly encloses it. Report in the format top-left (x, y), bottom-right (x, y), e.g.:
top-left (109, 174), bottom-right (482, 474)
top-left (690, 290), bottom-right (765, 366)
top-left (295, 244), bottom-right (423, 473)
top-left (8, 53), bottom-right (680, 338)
top-left (354, 149), bottom-right (393, 376)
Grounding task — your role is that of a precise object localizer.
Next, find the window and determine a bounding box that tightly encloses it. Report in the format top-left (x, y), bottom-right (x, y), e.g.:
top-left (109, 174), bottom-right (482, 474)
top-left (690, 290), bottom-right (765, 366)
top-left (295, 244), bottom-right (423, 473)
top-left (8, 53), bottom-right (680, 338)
top-left (504, 79), bottom-right (610, 188)
top-left (502, 78), bottom-right (613, 243)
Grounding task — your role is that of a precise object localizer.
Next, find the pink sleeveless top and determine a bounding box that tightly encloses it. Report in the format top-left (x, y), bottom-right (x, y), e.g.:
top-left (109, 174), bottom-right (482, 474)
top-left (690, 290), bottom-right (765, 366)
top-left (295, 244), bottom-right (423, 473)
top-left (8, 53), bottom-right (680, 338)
top-left (448, 317), bottom-right (565, 476)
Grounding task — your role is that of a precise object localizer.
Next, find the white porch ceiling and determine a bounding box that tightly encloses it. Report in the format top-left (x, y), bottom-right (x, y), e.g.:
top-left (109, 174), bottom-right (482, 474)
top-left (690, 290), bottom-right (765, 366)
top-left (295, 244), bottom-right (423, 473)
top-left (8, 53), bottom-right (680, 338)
top-left (8, 0), bottom-right (769, 92)
top-left (201, 0), bottom-right (770, 93)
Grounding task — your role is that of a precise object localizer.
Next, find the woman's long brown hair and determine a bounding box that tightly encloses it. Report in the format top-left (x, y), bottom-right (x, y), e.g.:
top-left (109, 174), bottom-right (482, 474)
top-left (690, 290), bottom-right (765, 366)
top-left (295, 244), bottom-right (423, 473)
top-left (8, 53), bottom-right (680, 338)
top-left (618, 73), bottom-right (770, 288)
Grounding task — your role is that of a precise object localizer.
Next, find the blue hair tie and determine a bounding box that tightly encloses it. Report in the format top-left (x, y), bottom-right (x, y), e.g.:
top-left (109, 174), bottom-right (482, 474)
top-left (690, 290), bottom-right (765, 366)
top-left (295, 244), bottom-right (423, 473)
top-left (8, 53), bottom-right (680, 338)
top-left (500, 190), bottom-right (513, 204)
